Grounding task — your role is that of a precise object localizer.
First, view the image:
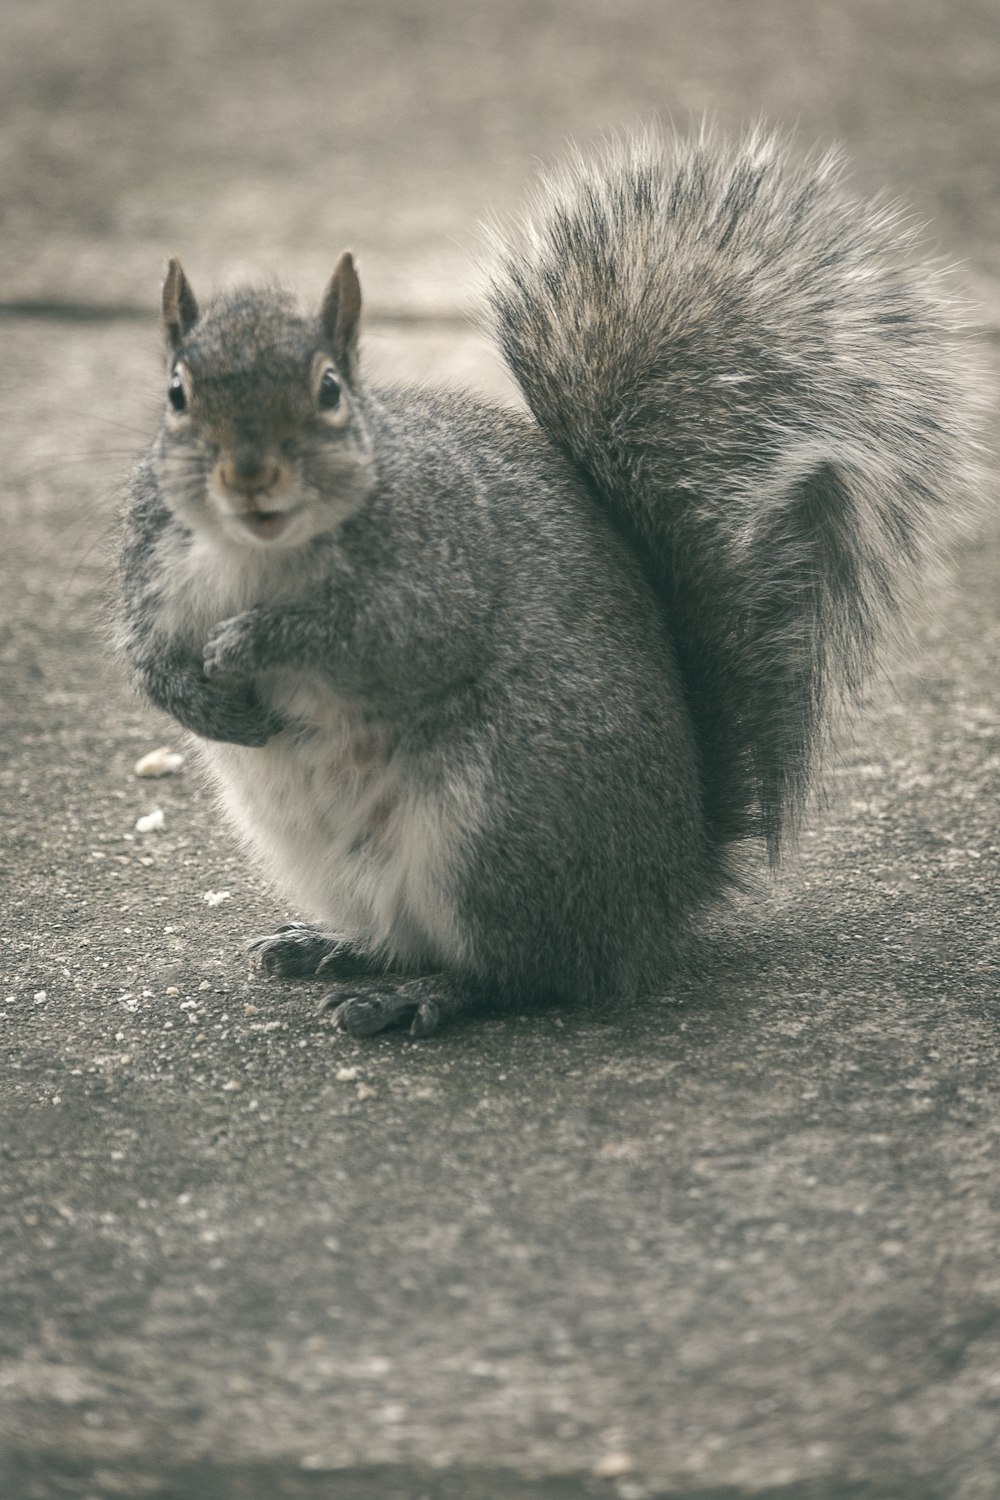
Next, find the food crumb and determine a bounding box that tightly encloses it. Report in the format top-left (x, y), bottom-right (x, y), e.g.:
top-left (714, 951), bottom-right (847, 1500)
top-left (593, 1452), bottom-right (634, 1480)
top-left (134, 746), bottom-right (185, 778)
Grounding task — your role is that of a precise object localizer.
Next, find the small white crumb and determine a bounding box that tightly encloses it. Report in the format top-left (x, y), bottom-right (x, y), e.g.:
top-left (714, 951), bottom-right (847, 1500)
top-left (33, 990), bottom-right (47, 1003)
top-left (203, 890), bottom-right (231, 906)
top-left (134, 809), bottom-right (165, 834)
top-left (335, 1066), bottom-right (359, 1082)
top-left (134, 746), bottom-right (185, 778)
top-left (593, 1453), bottom-right (634, 1480)
top-left (355, 1083), bottom-right (376, 1100)
top-left (221, 1080), bottom-right (241, 1092)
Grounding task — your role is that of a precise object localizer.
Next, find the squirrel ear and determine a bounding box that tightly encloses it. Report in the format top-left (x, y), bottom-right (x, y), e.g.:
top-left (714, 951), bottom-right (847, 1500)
top-left (162, 257), bottom-right (199, 351)
top-left (321, 251), bottom-right (362, 376)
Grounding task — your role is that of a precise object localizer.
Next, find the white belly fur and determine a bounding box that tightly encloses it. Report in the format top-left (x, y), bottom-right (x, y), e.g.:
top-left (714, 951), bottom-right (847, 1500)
top-left (198, 671), bottom-right (483, 969)
top-left (154, 530), bottom-right (482, 967)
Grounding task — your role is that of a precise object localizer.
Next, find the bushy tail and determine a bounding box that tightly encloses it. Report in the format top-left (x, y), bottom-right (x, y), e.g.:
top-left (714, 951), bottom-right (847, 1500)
top-left (486, 125), bottom-right (983, 862)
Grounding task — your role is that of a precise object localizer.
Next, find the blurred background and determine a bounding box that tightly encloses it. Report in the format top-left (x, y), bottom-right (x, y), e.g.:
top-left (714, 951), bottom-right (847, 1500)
top-left (5, 0), bottom-right (1000, 320)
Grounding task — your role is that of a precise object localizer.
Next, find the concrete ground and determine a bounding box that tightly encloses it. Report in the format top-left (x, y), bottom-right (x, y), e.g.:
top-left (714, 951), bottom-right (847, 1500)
top-left (1, 2), bottom-right (998, 1497)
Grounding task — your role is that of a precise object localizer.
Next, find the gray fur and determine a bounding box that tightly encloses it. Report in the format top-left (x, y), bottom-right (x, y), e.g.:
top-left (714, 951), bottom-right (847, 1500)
top-left (116, 126), bottom-right (982, 1035)
top-left (486, 124), bottom-right (983, 860)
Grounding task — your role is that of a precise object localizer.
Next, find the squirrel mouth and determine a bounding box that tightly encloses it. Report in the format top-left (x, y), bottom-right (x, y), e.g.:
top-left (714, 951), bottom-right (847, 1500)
top-left (235, 510), bottom-right (295, 541)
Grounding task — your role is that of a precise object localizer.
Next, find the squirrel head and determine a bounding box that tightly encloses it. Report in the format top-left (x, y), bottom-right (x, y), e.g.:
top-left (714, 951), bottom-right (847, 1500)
top-left (155, 254), bottom-right (375, 549)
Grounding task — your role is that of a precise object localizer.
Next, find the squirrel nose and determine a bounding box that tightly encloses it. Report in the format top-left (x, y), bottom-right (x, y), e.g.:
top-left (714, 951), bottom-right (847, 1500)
top-left (218, 451), bottom-right (283, 498)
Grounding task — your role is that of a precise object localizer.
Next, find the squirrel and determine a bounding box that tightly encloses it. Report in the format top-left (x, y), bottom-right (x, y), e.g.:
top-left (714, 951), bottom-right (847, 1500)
top-left (116, 126), bottom-right (982, 1037)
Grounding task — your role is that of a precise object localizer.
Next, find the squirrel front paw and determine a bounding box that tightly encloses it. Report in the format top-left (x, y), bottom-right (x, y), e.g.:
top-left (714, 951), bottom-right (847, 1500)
top-left (133, 641), bottom-right (283, 745)
top-left (188, 680), bottom-right (285, 746)
top-left (203, 613), bottom-right (261, 681)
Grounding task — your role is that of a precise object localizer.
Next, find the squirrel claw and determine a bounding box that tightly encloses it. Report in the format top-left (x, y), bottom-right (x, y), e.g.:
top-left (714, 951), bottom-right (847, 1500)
top-left (409, 999), bottom-right (441, 1038)
top-left (203, 615), bottom-right (256, 680)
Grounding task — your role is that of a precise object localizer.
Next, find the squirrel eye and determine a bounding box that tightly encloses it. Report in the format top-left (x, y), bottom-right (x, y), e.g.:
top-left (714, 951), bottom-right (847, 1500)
top-left (168, 372), bottom-right (187, 413)
top-left (317, 367), bottom-right (342, 411)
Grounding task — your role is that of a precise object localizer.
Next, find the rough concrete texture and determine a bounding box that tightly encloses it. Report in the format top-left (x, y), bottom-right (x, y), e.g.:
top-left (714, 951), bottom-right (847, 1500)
top-left (1, 3), bottom-right (999, 1498)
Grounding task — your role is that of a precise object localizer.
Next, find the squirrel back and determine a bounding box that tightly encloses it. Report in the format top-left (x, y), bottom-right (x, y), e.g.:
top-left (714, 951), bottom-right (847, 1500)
top-left (486, 126), bottom-right (982, 863)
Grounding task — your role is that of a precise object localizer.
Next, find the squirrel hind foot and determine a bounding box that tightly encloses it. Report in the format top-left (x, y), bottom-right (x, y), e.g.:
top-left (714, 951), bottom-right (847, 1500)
top-left (248, 924), bottom-right (383, 981)
top-left (319, 974), bottom-right (486, 1037)
top-left (319, 989), bottom-right (433, 1036)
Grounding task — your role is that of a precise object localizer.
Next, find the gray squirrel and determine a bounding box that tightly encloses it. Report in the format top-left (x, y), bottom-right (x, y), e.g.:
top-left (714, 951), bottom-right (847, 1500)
top-left (117, 126), bottom-right (981, 1036)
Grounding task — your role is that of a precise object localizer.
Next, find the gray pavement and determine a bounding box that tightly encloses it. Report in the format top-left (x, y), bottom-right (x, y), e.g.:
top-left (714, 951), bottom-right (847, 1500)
top-left (2, 3), bottom-right (999, 1497)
